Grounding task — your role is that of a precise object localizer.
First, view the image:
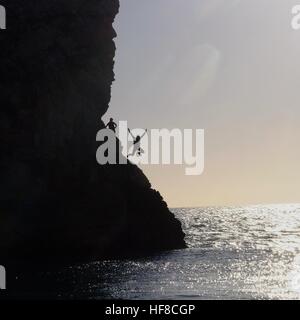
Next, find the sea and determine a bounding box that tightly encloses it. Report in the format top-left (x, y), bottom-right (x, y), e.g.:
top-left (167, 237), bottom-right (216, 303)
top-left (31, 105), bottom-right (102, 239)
top-left (5, 204), bottom-right (300, 300)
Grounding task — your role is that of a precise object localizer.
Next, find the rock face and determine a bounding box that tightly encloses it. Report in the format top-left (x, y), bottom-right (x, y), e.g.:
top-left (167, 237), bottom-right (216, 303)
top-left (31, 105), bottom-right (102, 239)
top-left (0, 0), bottom-right (186, 263)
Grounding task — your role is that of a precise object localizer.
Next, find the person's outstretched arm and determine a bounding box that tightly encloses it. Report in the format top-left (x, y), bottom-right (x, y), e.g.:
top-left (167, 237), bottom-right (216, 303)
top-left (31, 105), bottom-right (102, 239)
top-left (140, 129), bottom-right (148, 139)
top-left (128, 128), bottom-right (135, 139)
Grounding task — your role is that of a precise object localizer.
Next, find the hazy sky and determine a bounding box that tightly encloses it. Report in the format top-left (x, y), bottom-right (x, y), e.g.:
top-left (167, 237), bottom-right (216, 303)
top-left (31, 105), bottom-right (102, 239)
top-left (107, 0), bottom-right (300, 207)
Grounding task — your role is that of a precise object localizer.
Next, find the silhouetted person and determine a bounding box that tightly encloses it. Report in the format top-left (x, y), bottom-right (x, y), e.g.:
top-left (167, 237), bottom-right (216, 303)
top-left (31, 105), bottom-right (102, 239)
top-left (106, 118), bottom-right (117, 133)
top-left (128, 128), bottom-right (147, 157)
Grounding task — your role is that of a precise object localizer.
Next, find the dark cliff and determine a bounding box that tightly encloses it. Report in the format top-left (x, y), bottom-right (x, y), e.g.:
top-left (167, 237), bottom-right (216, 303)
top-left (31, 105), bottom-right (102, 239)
top-left (0, 0), bottom-right (186, 263)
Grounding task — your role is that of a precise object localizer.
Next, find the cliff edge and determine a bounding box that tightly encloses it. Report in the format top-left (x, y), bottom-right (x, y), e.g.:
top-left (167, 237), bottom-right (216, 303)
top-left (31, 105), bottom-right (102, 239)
top-left (0, 0), bottom-right (186, 263)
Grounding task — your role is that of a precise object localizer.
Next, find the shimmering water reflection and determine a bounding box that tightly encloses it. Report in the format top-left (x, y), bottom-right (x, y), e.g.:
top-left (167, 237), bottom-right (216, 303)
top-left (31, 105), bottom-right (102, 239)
top-left (51, 204), bottom-right (300, 300)
top-left (14, 204), bottom-right (300, 299)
